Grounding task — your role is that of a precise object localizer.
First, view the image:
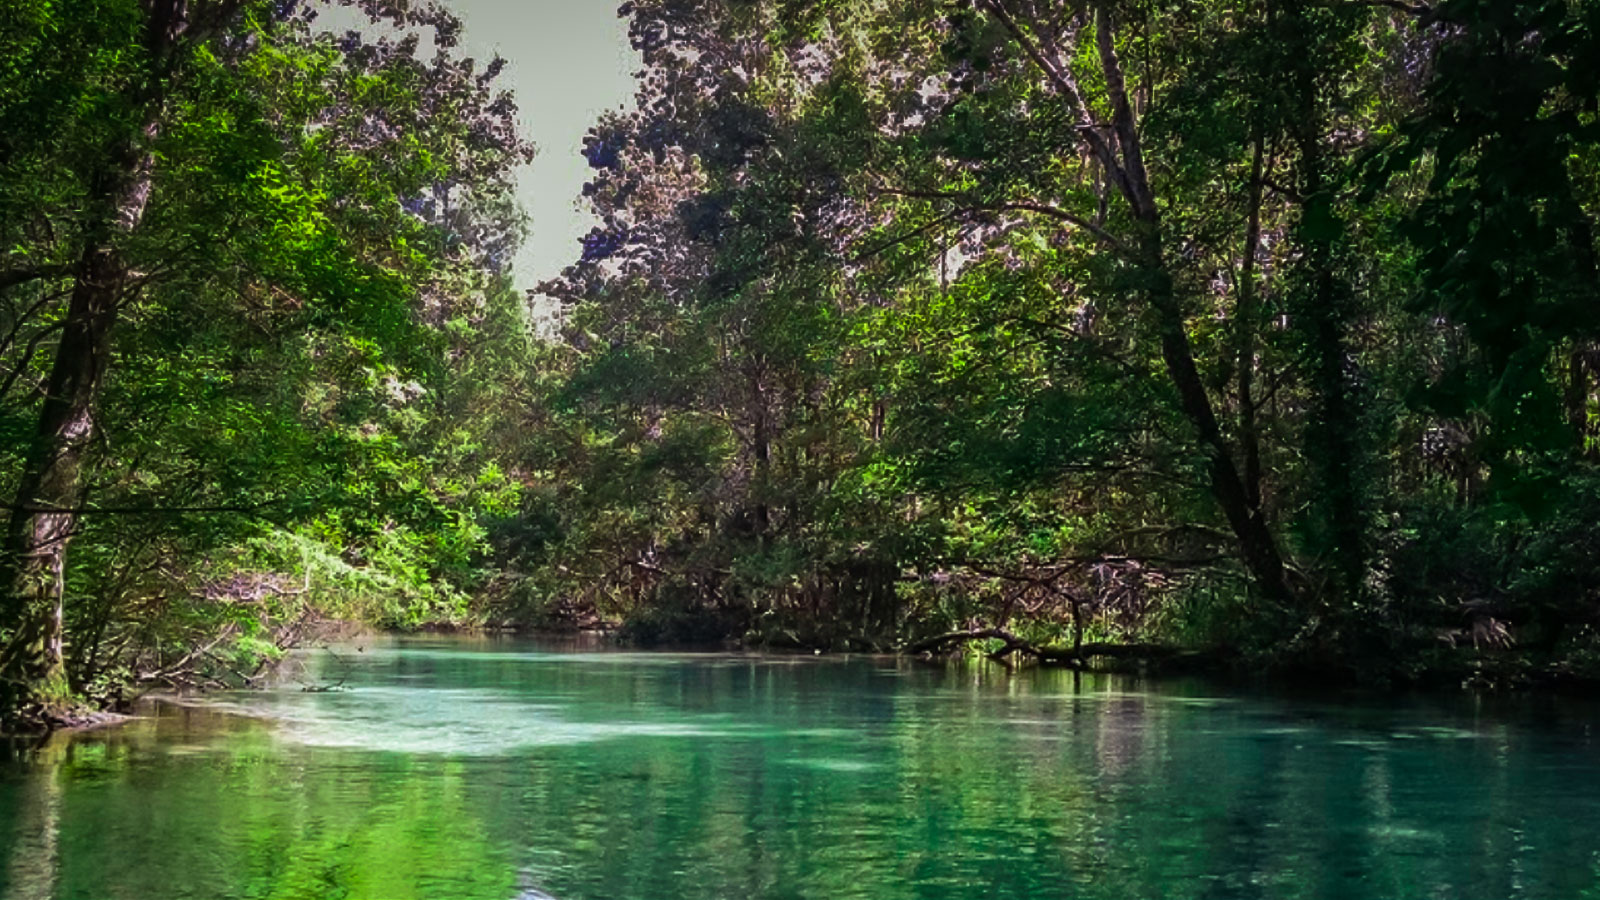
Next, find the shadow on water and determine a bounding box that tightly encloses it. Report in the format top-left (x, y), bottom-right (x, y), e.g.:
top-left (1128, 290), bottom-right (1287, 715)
top-left (1, 635), bottom-right (1598, 900)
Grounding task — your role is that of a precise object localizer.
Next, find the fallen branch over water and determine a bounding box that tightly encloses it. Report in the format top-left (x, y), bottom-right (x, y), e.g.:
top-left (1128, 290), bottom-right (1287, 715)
top-left (904, 627), bottom-right (1182, 667)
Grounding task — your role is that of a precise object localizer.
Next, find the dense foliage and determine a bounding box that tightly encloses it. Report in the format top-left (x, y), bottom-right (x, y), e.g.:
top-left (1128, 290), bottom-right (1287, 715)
top-left (5, 0), bottom-right (1600, 726)
top-left (0, 0), bottom-right (532, 725)
top-left (516, 0), bottom-right (1600, 684)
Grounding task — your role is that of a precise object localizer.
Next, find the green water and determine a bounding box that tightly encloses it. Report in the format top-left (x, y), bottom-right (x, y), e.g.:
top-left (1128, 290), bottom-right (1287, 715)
top-left (3, 638), bottom-right (1599, 900)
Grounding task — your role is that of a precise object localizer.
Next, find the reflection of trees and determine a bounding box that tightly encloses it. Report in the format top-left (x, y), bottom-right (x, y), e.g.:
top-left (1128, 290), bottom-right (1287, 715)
top-left (3, 734), bottom-right (65, 900)
top-left (262, 757), bottom-right (514, 900)
top-left (4, 656), bottom-right (1599, 900)
top-left (16, 705), bottom-right (519, 900)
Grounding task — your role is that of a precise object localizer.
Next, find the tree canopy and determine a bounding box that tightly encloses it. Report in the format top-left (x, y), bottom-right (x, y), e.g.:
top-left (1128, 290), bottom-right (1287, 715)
top-left (519, 0), bottom-right (1600, 681)
top-left (5, 0), bottom-right (1600, 726)
top-left (0, 0), bottom-right (532, 723)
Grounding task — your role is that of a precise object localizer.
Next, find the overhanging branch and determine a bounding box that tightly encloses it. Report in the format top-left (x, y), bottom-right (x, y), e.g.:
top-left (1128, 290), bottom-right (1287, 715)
top-left (0, 264), bottom-right (69, 292)
top-left (904, 626), bottom-right (1180, 665)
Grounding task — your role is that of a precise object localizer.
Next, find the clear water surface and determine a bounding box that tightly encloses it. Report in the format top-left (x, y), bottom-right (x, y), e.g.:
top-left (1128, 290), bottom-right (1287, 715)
top-left (2, 635), bottom-right (1599, 900)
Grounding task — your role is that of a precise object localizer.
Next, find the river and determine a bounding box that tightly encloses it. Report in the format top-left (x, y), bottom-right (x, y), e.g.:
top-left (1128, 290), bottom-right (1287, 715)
top-left (1, 636), bottom-right (1598, 899)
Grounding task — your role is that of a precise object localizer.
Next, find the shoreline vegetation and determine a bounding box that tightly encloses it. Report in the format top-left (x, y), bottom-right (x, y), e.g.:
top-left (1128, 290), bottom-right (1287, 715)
top-left (38, 612), bottom-right (1600, 736)
top-left (6, 0), bottom-right (1600, 732)
top-left (13, 608), bottom-right (1600, 735)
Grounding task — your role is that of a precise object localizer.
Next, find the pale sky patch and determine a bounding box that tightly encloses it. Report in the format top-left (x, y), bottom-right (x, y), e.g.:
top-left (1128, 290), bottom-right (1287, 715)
top-left (446, 0), bottom-right (640, 299)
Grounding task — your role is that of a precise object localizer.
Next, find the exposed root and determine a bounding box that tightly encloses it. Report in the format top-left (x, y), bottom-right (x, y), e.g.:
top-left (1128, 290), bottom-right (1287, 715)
top-left (904, 627), bottom-right (1182, 668)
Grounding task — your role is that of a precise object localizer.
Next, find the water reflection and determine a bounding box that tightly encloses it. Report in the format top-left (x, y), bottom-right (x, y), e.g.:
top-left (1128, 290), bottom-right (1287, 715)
top-left (0, 638), bottom-right (1597, 900)
top-left (3, 736), bottom-right (61, 900)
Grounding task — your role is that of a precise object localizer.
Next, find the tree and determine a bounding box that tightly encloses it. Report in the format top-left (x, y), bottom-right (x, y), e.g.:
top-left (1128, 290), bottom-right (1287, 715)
top-left (520, 0), bottom-right (1600, 681)
top-left (0, 0), bottom-right (533, 722)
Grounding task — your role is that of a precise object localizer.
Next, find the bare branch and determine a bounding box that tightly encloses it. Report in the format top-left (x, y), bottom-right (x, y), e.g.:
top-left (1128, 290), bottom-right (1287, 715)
top-left (852, 212), bottom-right (964, 263)
top-left (868, 185), bottom-right (1130, 253)
top-left (0, 319), bottom-right (67, 408)
top-left (987, 202), bottom-right (1129, 253)
top-left (1326, 0), bottom-right (1436, 18)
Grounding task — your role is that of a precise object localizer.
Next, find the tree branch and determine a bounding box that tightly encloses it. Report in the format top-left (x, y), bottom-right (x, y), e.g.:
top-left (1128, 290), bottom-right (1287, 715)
top-left (0, 264), bottom-right (69, 293)
top-left (976, 0), bottom-right (1132, 198)
top-left (904, 626), bottom-right (1180, 664)
top-left (988, 202), bottom-right (1129, 253)
top-left (1094, 2), bottom-right (1155, 219)
top-left (1324, 0), bottom-right (1442, 22)
top-left (868, 185), bottom-right (1130, 254)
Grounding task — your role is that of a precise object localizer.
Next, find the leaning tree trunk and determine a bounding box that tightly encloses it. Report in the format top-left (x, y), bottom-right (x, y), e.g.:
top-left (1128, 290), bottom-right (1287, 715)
top-left (975, 0), bottom-right (1298, 606)
top-left (1144, 240), bottom-right (1295, 606)
top-left (1236, 136), bottom-right (1268, 511)
top-left (0, 0), bottom-right (199, 722)
top-left (1093, 4), bottom-right (1295, 605)
top-left (0, 141), bottom-right (156, 711)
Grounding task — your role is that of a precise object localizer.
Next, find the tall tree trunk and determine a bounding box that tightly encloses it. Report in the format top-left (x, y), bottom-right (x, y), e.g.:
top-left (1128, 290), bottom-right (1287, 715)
top-left (0, 95), bottom-right (170, 727)
top-left (0, 149), bottom-right (154, 708)
top-left (1563, 216), bottom-right (1599, 457)
top-left (749, 364), bottom-right (771, 540)
top-left (1566, 346), bottom-right (1588, 450)
top-left (0, 1), bottom-right (203, 722)
top-left (1237, 137), bottom-right (1268, 510)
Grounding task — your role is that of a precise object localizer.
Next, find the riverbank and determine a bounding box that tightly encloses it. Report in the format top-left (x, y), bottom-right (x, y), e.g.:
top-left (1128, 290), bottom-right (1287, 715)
top-left (5, 611), bottom-right (1594, 739)
top-left (507, 600), bottom-right (1600, 695)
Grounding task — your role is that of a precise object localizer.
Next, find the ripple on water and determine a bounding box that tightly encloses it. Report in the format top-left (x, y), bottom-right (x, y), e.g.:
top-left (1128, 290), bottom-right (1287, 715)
top-left (1389, 726), bottom-right (1482, 741)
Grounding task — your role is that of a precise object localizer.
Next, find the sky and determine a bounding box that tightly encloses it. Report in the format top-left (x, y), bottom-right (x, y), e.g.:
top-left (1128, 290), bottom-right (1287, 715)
top-left (444, 0), bottom-right (640, 296)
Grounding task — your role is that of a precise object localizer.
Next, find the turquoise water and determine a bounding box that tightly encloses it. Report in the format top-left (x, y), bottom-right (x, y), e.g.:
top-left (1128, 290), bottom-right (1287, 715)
top-left (2, 636), bottom-right (1599, 899)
